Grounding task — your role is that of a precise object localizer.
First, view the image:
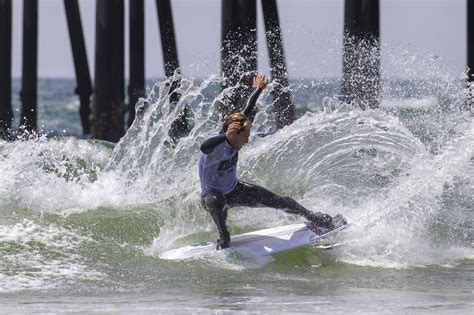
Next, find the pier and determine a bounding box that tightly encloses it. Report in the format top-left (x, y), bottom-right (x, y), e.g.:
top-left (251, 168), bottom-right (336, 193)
top-left (0, 0), bottom-right (471, 141)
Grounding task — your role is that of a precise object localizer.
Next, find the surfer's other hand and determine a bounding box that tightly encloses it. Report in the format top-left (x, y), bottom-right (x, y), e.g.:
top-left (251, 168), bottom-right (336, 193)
top-left (226, 122), bottom-right (241, 140)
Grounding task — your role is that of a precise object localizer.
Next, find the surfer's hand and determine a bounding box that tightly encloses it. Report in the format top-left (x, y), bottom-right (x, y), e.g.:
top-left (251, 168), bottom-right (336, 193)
top-left (253, 74), bottom-right (267, 89)
top-left (226, 122), bottom-right (241, 140)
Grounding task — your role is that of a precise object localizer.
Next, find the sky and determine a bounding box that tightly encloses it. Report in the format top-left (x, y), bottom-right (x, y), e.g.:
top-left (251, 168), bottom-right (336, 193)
top-left (10, 0), bottom-right (468, 79)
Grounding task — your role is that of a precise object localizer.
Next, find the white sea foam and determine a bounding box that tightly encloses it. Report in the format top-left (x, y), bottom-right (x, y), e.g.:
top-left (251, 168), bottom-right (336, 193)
top-left (0, 220), bottom-right (103, 292)
top-left (339, 124), bottom-right (473, 268)
top-left (380, 96), bottom-right (439, 109)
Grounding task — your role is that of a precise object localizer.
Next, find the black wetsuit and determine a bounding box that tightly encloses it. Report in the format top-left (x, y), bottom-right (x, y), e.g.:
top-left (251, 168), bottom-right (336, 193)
top-left (199, 88), bottom-right (333, 249)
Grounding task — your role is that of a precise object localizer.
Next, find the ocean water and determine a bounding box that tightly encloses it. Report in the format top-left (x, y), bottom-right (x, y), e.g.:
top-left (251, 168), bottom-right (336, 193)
top-left (1, 62), bottom-right (473, 312)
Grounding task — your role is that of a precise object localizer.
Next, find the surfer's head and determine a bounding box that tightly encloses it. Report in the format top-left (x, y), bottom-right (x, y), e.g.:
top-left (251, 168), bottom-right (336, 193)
top-left (222, 112), bottom-right (251, 133)
top-left (222, 112), bottom-right (252, 150)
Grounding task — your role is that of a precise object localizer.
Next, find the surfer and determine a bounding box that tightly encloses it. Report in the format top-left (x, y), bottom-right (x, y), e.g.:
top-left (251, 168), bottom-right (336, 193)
top-left (199, 74), bottom-right (346, 249)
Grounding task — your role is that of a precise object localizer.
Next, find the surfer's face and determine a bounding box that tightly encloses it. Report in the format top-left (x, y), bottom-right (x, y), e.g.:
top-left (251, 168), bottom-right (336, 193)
top-left (234, 125), bottom-right (251, 150)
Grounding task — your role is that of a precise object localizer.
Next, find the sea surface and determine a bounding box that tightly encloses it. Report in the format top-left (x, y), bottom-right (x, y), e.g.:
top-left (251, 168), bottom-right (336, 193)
top-left (1, 62), bottom-right (473, 314)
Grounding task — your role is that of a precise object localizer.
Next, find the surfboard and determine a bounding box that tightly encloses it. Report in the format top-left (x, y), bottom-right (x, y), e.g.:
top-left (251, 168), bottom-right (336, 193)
top-left (159, 223), bottom-right (349, 260)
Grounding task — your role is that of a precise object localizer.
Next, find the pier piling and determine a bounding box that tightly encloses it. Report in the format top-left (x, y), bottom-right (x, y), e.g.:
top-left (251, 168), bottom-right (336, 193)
top-left (20, 0), bottom-right (38, 133)
top-left (261, 0), bottom-right (294, 128)
top-left (156, 0), bottom-right (191, 143)
top-left (0, 0), bottom-right (13, 139)
top-left (469, 0), bottom-right (474, 110)
top-left (342, 0), bottom-right (380, 110)
top-left (156, 0), bottom-right (180, 79)
top-left (468, 0), bottom-right (473, 83)
top-left (64, 0), bottom-right (93, 135)
top-left (114, 0), bottom-right (125, 118)
top-left (156, 0), bottom-right (181, 103)
top-left (221, 0), bottom-right (257, 116)
top-left (128, 0), bottom-right (145, 127)
top-left (93, 0), bottom-right (125, 142)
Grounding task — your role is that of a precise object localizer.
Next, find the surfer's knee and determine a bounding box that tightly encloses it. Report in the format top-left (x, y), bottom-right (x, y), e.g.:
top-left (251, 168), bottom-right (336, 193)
top-left (202, 192), bottom-right (226, 213)
top-left (276, 195), bottom-right (298, 209)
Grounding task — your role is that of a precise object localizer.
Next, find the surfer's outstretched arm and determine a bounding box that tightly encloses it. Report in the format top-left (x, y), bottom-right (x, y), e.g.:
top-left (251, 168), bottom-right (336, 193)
top-left (242, 75), bottom-right (267, 121)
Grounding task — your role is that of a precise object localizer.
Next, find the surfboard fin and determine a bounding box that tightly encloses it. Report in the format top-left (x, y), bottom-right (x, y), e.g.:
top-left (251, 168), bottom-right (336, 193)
top-left (313, 243), bottom-right (334, 250)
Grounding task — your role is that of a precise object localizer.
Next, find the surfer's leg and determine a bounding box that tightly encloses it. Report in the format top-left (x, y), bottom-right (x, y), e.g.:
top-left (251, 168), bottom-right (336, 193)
top-left (227, 182), bottom-right (334, 228)
top-left (201, 192), bottom-right (231, 249)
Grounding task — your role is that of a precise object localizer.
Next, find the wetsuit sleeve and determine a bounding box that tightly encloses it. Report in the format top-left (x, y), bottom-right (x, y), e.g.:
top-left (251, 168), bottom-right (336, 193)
top-left (242, 88), bottom-right (263, 121)
top-left (200, 134), bottom-right (227, 154)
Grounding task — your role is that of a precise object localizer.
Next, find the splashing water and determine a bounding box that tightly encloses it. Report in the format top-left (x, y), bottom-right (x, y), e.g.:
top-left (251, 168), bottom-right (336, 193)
top-left (0, 47), bottom-right (472, 299)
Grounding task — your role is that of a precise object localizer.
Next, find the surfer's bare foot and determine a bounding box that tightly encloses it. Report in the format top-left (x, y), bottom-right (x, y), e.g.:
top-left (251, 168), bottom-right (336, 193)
top-left (216, 238), bottom-right (230, 250)
top-left (332, 214), bottom-right (347, 227)
top-left (305, 212), bottom-right (334, 229)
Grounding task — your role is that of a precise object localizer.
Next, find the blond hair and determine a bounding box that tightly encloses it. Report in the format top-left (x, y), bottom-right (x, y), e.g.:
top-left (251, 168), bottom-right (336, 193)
top-left (221, 112), bottom-right (251, 133)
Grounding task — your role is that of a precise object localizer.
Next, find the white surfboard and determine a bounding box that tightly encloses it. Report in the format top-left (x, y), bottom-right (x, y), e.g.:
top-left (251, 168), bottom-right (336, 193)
top-left (159, 223), bottom-right (349, 260)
